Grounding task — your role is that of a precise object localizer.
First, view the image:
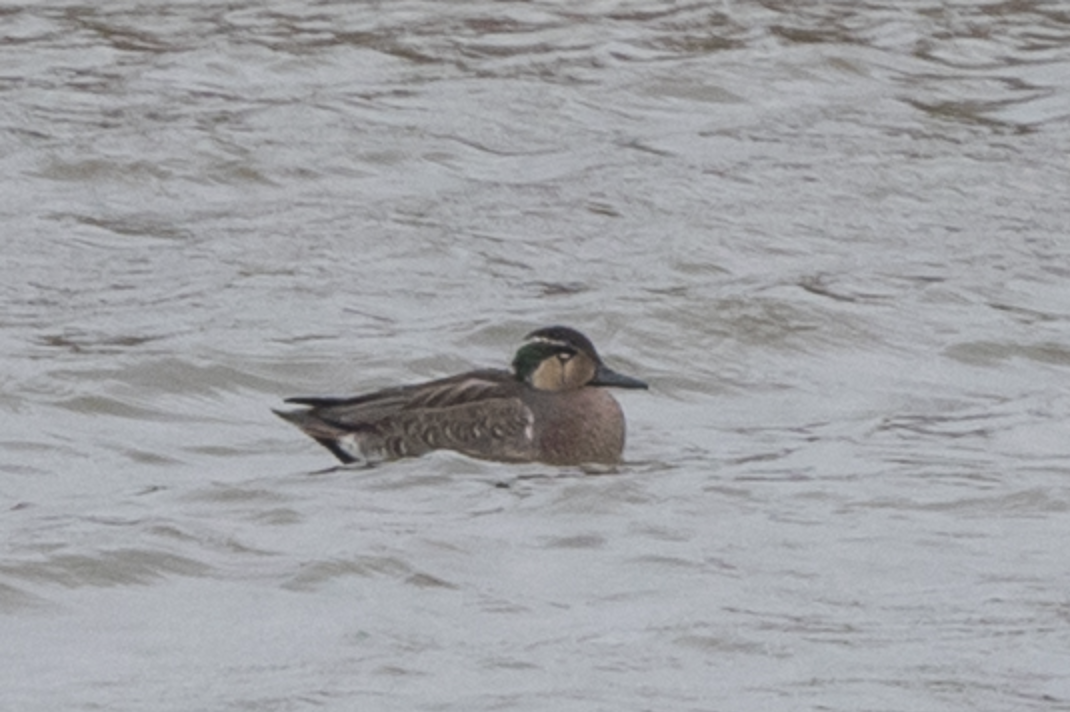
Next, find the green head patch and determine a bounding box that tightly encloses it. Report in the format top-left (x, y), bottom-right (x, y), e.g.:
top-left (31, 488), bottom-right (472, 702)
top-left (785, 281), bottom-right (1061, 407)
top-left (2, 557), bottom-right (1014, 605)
top-left (511, 340), bottom-right (576, 382)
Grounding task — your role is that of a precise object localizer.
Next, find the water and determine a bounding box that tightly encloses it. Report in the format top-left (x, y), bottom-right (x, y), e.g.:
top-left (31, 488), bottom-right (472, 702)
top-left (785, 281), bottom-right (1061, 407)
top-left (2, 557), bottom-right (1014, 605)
top-left (3, 1), bottom-right (1070, 710)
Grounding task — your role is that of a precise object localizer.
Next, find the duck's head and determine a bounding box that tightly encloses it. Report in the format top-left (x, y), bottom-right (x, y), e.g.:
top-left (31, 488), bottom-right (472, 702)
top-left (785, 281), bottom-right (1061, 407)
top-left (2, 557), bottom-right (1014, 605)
top-left (512, 326), bottom-right (648, 392)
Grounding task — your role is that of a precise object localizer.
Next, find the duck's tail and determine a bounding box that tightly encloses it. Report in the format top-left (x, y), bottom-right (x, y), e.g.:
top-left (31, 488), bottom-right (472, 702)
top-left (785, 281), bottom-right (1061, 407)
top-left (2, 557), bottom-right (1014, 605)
top-left (273, 408), bottom-right (359, 464)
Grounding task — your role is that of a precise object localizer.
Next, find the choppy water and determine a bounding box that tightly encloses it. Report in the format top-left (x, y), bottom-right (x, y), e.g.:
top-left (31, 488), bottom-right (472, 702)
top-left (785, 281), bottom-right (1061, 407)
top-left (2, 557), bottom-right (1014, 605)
top-left (3, 1), bottom-right (1070, 710)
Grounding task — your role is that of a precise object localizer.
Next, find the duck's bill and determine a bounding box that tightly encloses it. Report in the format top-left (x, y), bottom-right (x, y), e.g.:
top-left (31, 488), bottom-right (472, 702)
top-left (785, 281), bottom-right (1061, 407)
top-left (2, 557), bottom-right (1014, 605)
top-left (591, 364), bottom-right (648, 389)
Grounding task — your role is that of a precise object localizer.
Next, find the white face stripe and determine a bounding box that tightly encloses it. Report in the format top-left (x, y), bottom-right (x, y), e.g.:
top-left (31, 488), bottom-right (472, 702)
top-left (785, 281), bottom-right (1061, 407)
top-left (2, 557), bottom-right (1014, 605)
top-left (523, 336), bottom-right (572, 349)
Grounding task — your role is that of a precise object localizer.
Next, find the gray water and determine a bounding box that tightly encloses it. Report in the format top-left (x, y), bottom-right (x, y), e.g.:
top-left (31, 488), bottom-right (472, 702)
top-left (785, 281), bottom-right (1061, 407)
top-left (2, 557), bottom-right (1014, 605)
top-left (3, 1), bottom-right (1070, 710)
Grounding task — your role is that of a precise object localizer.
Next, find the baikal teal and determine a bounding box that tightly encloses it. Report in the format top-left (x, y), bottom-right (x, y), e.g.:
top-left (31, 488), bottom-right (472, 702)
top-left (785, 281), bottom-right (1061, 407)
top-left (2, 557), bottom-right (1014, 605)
top-left (275, 326), bottom-right (648, 466)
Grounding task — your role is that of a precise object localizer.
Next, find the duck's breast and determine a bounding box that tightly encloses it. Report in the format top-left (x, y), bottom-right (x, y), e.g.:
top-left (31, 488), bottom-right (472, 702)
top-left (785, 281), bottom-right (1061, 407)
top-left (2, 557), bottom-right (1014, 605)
top-left (530, 388), bottom-right (625, 465)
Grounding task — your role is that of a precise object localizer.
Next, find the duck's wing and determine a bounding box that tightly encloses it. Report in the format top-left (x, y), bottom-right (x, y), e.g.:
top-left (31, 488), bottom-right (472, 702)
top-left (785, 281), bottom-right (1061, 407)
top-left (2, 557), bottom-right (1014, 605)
top-left (276, 369), bottom-right (534, 463)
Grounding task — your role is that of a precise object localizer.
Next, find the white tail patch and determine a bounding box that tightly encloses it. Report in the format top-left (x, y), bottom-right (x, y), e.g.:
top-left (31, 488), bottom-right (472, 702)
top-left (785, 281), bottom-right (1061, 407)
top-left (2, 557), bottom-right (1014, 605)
top-left (337, 434), bottom-right (378, 464)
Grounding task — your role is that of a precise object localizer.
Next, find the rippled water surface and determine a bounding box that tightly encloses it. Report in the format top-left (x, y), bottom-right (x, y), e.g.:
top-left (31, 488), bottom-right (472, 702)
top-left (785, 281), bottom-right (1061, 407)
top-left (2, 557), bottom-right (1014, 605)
top-left (4, 1), bottom-right (1070, 710)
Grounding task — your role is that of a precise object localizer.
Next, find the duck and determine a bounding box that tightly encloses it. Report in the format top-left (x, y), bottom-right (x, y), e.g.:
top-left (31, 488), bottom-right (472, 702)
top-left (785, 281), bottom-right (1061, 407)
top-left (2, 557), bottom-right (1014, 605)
top-left (274, 325), bottom-right (647, 466)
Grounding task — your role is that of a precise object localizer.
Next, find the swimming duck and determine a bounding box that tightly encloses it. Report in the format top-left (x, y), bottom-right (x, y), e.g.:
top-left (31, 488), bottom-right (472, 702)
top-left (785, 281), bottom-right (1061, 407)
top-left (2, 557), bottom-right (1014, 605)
top-left (274, 326), bottom-right (647, 466)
